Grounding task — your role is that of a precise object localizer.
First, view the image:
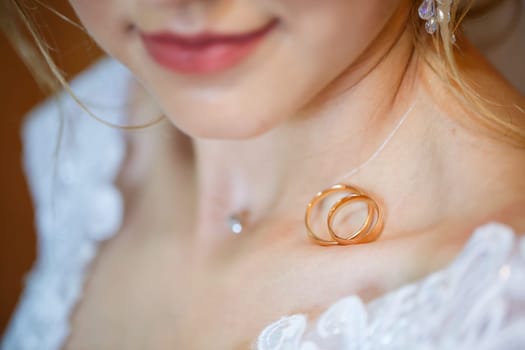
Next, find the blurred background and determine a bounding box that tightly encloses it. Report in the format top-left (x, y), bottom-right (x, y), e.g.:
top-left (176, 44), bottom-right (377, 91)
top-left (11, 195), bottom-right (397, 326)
top-left (0, 0), bottom-right (524, 336)
top-left (0, 0), bottom-right (102, 333)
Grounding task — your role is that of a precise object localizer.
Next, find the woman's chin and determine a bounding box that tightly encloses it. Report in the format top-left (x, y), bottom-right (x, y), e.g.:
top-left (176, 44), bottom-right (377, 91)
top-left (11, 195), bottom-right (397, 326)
top-left (166, 112), bottom-right (281, 140)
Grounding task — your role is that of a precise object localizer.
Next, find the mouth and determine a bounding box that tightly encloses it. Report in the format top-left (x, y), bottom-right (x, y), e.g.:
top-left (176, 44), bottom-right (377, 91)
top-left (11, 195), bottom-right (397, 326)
top-left (140, 19), bottom-right (279, 75)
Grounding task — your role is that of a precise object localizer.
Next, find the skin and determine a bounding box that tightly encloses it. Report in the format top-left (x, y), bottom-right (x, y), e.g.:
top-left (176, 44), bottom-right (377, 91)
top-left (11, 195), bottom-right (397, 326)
top-left (68, 0), bottom-right (402, 138)
top-left (63, 0), bottom-right (525, 348)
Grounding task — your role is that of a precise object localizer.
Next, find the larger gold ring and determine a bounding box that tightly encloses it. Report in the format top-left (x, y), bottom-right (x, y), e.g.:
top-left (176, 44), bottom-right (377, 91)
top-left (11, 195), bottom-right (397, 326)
top-left (305, 184), bottom-right (384, 246)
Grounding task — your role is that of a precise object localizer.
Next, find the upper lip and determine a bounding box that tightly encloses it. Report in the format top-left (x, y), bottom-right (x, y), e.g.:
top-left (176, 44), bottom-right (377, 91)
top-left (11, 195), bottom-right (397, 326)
top-left (140, 18), bottom-right (279, 47)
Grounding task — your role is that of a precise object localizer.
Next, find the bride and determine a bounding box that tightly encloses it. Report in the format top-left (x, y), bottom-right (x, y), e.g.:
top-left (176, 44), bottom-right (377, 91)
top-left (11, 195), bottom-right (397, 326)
top-left (2, 0), bottom-right (525, 349)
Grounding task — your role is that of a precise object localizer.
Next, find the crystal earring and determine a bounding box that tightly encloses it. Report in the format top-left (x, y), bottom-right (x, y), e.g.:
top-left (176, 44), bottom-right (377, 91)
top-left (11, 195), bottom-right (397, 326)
top-left (418, 0), bottom-right (453, 36)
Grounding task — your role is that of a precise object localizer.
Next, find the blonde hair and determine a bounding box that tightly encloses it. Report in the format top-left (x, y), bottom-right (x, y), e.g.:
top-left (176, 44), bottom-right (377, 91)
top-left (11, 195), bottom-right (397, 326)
top-left (0, 0), bottom-right (164, 130)
top-left (410, 0), bottom-right (525, 146)
top-left (1, 0), bottom-right (524, 140)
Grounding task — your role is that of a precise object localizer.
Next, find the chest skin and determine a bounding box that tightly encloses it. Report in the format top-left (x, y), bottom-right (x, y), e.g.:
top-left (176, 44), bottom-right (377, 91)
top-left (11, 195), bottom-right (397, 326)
top-left (62, 205), bottom-right (468, 350)
top-left (62, 128), bottom-right (474, 350)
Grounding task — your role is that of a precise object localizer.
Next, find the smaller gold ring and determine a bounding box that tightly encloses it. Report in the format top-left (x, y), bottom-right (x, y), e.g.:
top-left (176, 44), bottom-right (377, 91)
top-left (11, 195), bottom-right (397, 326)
top-left (327, 194), bottom-right (383, 245)
top-left (305, 184), bottom-right (363, 246)
top-left (304, 184), bottom-right (384, 246)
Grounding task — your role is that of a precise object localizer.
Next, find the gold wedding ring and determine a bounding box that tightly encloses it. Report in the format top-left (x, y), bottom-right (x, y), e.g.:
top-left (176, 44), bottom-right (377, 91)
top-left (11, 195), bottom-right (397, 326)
top-left (305, 184), bottom-right (384, 246)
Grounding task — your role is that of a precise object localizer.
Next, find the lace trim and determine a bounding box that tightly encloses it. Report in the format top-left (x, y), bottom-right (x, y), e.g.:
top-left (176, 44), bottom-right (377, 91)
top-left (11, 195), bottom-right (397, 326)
top-left (2, 58), bottom-right (525, 350)
top-left (1, 58), bottom-right (130, 350)
top-left (256, 223), bottom-right (525, 350)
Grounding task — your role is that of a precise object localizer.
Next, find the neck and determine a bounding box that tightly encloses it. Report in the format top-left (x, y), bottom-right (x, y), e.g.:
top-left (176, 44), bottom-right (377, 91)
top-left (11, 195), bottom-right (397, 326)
top-left (188, 22), bottom-right (461, 249)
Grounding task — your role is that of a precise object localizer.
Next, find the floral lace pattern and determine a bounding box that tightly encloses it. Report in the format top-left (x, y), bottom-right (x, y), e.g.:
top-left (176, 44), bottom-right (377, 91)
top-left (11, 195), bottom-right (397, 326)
top-left (2, 59), bottom-right (525, 350)
top-left (256, 223), bottom-right (525, 350)
top-left (1, 59), bottom-right (130, 350)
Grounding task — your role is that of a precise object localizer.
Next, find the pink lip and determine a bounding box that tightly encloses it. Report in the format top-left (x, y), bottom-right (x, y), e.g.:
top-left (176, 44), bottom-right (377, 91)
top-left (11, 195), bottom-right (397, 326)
top-left (140, 19), bottom-right (278, 75)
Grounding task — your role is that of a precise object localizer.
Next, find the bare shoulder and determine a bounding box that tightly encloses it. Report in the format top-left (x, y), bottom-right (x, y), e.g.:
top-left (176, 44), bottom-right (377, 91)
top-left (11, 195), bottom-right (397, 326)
top-left (482, 199), bottom-right (525, 236)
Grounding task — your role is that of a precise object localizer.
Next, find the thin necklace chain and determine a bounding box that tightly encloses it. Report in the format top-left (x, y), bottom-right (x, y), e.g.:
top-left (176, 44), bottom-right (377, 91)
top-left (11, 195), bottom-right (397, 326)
top-left (336, 100), bottom-right (417, 181)
top-left (228, 99), bottom-right (418, 234)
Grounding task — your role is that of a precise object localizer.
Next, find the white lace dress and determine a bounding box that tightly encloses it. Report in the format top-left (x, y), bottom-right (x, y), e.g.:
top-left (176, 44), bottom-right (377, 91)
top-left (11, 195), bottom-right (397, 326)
top-left (2, 58), bottom-right (525, 350)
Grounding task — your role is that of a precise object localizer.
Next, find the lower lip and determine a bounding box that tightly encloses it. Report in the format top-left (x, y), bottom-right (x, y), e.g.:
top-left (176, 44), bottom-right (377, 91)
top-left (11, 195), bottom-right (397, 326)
top-left (140, 22), bottom-right (276, 75)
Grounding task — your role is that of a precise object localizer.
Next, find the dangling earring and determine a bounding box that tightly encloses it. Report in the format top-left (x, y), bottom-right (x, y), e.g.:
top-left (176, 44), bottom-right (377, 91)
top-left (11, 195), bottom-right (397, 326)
top-left (418, 0), bottom-right (453, 35)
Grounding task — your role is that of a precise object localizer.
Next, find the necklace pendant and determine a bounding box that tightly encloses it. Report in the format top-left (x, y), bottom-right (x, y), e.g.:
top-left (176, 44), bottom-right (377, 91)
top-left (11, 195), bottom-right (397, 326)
top-left (228, 214), bottom-right (244, 234)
